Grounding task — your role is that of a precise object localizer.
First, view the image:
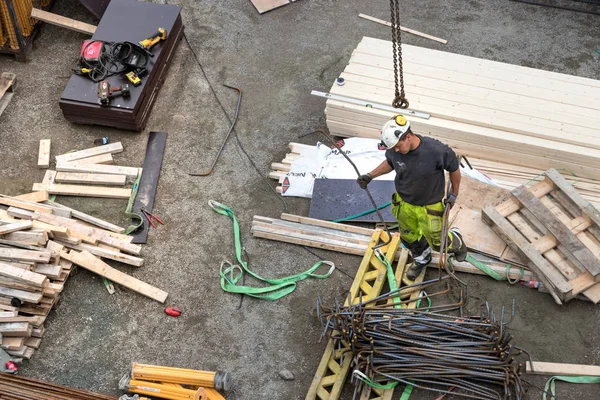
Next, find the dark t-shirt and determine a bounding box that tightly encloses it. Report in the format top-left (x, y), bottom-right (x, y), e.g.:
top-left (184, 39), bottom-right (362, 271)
top-left (385, 135), bottom-right (459, 206)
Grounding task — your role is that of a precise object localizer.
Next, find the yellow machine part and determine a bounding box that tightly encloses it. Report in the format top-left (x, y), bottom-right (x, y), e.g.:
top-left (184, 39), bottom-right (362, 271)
top-left (131, 362), bottom-right (219, 388)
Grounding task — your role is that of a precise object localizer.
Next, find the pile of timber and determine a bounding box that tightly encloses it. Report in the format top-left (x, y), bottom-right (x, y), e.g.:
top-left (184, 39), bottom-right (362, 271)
top-left (268, 142), bottom-right (313, 193)
top-left (324, 36), bottom-right (600, 181)
top-left (35, 141), bottom-right (140, 199)
top-left (0, 193), bottom-right (167, 360)
top-left (0, 372), bottom-right (117, 400)
top-left (251, 213), bottom-right (535, 283)
top-left (59, 0), bottom-right (183, 131)
top-left (483, 169), bottom-right (600, 304)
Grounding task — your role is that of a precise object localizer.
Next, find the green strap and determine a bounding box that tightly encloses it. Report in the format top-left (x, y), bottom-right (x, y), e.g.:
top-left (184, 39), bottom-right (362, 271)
top-left (353, 371), bottom-right (414, 399)
top-left (210, 201), bottom-right (335, 300)
top-left (124, 172), bottom-right (144, 235)
top-left (543, 375), bottom-right (600, 400)
top-left (462, 255), bottom-right (524, 283)
top-left (332, 201), bottom-right (391, 223)
top-left (375, 249), bottom-right (402, 308)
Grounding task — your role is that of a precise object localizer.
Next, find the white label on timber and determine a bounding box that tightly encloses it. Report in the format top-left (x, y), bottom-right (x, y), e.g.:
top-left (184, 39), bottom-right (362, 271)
top-left (138, 386), bottom-right (160, 393)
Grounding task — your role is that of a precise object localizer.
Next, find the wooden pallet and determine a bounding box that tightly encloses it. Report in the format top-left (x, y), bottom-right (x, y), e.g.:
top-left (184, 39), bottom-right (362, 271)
top-left (483, 168), bottom-right (600, 304)
top-left (0, 72), bottom-right (15, 117)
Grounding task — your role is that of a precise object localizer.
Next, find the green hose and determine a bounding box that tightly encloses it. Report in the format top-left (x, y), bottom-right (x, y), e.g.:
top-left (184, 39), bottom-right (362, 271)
top-left (210, 201), bottom-right (335, 300)
top-left (332, 201), bottom-right (391, 223)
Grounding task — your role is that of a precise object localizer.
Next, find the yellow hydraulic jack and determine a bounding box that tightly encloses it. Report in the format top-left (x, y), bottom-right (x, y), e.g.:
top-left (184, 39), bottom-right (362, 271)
top-left (119, 363), bottom-right (230, 400)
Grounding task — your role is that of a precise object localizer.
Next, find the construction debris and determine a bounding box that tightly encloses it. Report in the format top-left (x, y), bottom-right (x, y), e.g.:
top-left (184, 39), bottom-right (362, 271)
top-left (0, 72), bottom-right (15, 117)
top-left (0, 192), bottom-right (167, 359)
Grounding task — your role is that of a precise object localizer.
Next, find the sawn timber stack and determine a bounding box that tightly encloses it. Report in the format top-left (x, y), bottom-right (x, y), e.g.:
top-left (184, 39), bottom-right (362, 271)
top-left (58, 0), bottom-right (183, 131)
top-left (324, 36), bottom-right (600, 181)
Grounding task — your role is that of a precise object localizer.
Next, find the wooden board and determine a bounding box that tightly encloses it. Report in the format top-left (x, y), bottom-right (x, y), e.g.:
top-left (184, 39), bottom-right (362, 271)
top-left (55, 142), bottom-right (122, 163)
top-left (54, 172), bottom-right (127, 186)
top-left (37, 139), bottom-right (51, 169)
top-left (33, 183), bottom-right (132, 199)
top-left (0, 248), bottom-right (51, 263)
top-left (31, 8), bottom-right (97, 35)
top-left (358, 14), bottom-right (447, 44)
top-left (0, 196), bottom-right (54, 214)
top-left (61, 250), bottom-right (167, 303)
top-left (0, 221), bottom-right (33, 235)
top-left (526, 361), bottom-right (600, 376)
top-left (57, 241), bottom-right (144, 267)
top-left (55, 163), bottom-right (140, 178)
top-left (45, 201), bottom-right (125, 233)
top-left (75, 153), bottom-right (114, 164)
top-left (250, 0), bottom-right (290, 14)
top-left (14, 191), bottom-right (49, 203)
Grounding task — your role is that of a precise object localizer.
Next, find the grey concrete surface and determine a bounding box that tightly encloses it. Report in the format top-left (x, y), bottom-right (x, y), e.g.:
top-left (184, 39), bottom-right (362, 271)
top-left (1, 0), bottom-right (599, 399)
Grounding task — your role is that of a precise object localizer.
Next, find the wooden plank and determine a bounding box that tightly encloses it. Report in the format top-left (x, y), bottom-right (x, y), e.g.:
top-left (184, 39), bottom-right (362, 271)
top-left (1, 336), bottom-right (25, 351)
top-left (24, 337), bottom-right (42, 349)
top-left (54, 172), bottom-right (127, 186)
top-left (495, 181), bottom-right (554, 216)
top-left (42, 170), bottom-right (57, 185)
top-left (14, 191), bottom-right (49, 203)
top-left (250, 0), bottom-right (290, 14)
top-left (0, 316), bottom-right (45, 327)
top-left (358, 13), bottom-right (447, 44)
top-left (279, 214), bottom-right (374, 235)
top-left (38, 139), bottom-right (51, 169)
top-left (55, 143), bottom-right (123, 163)
top-left (0, 195), bottom-right (54, 214)
top-left (30, 8), bottom-right (97, 35)
top-left (512, 186), bottom-right (600, 277)
top-left (33, 183), bottom-right (132, 199)
top-left (0, 221), bottom-right (33, 235)
top-left (526, 361), bottom-right (600, 376)
top-left (45, 201), bottom-right (126, 233)
top-left (0, 248), bottom-right (51, 263)
top-left (0, 287), bottom-right (43, 304)
top-left (32, 212), bottom-right (140, 255)
top-left (73, 153), bottom-right (113, 164)
top-left (56, 241), bottom-right (144, 267)
top-left (55, 162), bottom-right (140, 178)
top-left (481, 206), bottom-right (570, 303)
top-left (0, 262), bottom-right (47, 287)
top-left (61, 250), bottom-right (167, 303)
top-left (0, 322), bottom-right (31, 337)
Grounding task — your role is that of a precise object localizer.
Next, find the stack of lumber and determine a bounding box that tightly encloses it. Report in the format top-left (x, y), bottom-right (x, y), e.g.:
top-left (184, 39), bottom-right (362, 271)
top-left (59, 0), bottom-right (183, 131)
top-left (268, 142), bottom-right (313, 193)
top-left (0, 372), bottom-right (118, 399)
top-left (324, 36), bottom-right (600, 181)
top-left (33, 141), bottom-right (140, 199)
top-left (483, 169), bottom-right (600, 304)
top-left (0, 192), bottom-right (167, 360)
top-left (251, 213), bottom-right (535, 283)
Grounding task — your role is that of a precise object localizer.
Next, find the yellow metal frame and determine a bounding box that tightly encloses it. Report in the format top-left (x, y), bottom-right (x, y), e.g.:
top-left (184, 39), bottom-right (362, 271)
top-left (305, 230), bottom-right (403, 400)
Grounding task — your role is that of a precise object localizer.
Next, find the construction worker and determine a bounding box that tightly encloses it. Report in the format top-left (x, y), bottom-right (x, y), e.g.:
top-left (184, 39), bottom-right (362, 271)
top-left (357, 115), bottom-right (467, 280)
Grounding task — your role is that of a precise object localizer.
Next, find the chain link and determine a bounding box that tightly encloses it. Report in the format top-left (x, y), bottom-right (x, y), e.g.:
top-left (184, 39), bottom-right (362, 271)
top-left (389, 0), bottom-right (409, 109)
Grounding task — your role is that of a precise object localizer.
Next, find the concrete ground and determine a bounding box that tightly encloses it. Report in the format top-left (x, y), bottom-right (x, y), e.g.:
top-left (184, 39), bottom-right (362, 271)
top-left (1, 0), bottom-right (599, 399)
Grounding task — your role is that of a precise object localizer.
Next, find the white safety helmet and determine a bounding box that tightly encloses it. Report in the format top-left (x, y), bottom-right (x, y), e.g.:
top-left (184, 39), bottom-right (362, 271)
top-left (380, 115), bottom-right (411, 149)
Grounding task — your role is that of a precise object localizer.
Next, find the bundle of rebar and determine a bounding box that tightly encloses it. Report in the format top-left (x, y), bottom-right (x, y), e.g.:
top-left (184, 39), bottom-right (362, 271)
top-left (318, 290), bottom-right (528, 400)
top-left (0, 372), bottom-right (118, 400)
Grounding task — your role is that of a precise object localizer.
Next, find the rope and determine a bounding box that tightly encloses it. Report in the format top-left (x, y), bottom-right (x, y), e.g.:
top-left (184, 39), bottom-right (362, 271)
top-left (332, 202), bottom-right (391, 223)
top-left (209, 201), bottom-right (335, 300)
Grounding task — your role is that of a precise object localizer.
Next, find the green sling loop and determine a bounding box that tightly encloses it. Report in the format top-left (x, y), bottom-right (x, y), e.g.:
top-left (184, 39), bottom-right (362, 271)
top-left (209, 201), bottom-right (335, 300)
top-left (124, 173), bottom-right (144, 235)
top-left (543, 375), bottom-right (600, 400)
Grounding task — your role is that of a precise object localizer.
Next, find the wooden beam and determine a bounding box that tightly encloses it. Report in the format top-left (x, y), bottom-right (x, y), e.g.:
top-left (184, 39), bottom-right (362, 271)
top-left (54, 172), bottom-right (127, 186)
top-left (57, 241), bottom-right (144, 267)
top-left (358, 14), bottom-right (448, 44)
top-left (0, 195), bottom-right (54, 214)
top-left (0, 287), bottom-right (43, 304)
top-left (0, 248), bottom-right (51, 263)
top-left (44, 201), bottom-right (125, 233)
top-left (526, 361), bottom-right (600, 376)
top-left (55, 162), bottom-right (140, 178)
top-left (37, 139), bottom-right (51, 169)
top-left (61, 250), bottom-right (167, 303)
top-left (0, 262), bottom-right (47, 287)
top-left (0, 221), bottom-right (33, 235)
top-left (74, 153), bottom-right (113, 165)
top-left (30, 8), bottom-right (97, 35)
top-left (33, 183), bottom-right (132, 199)
top-left (14, 191), bottom-right (49, 203)
top-left (0, 322), bottom-right (31, 337)
top-left (55, 142), bottom-right (122, 163)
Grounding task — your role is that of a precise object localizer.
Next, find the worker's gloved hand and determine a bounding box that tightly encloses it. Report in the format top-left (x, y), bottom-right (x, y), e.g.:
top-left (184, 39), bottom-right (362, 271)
top-left (357, 174), bottom-right (373, 189)
top-left (444, 192), bottom-right (457, 209)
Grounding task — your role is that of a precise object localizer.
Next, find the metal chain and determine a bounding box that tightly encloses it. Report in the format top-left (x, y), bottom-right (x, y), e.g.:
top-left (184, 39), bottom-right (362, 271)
top-left (389, 0), bottom-right (409, 109)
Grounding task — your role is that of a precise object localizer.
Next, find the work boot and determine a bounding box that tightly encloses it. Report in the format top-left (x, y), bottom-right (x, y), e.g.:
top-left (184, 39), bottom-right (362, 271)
top-left (449, 227), bottom-right (468, 262)
top-left (406, 248), bottom-right (432, 281)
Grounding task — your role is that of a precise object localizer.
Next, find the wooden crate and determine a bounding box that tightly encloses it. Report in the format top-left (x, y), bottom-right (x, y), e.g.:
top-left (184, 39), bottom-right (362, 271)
top-left (483, 168), bottom-right (600, 304)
